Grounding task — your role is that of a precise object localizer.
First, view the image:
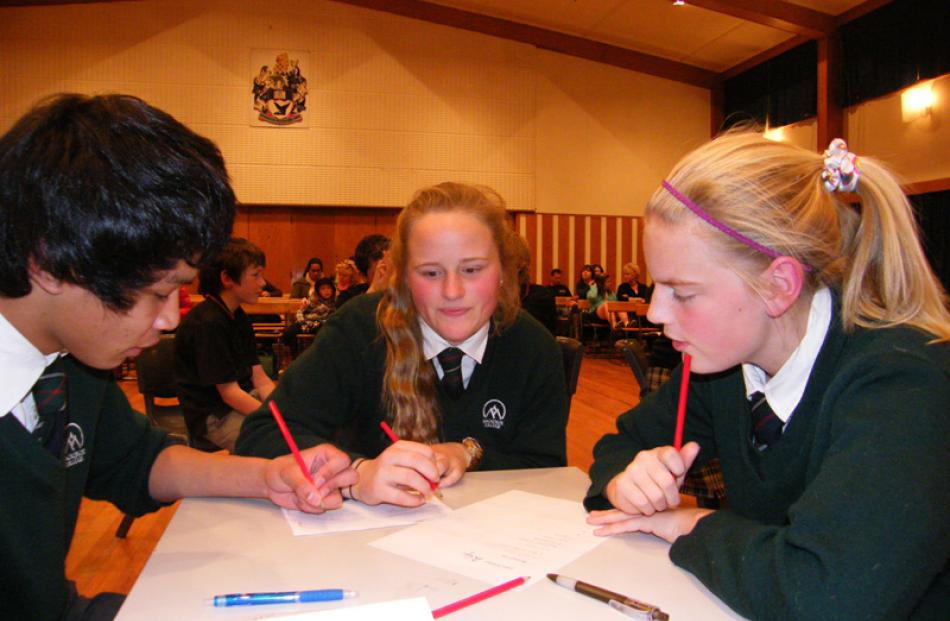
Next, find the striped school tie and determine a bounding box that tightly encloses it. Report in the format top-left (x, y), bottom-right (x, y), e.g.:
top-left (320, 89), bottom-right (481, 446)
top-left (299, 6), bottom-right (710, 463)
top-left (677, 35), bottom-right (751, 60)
top-left (32, 364), bottom-right (68, 456)
top-left (437, 347), bottom-right (465, 399)
top-left (749, 391), bottom-right (783, 450)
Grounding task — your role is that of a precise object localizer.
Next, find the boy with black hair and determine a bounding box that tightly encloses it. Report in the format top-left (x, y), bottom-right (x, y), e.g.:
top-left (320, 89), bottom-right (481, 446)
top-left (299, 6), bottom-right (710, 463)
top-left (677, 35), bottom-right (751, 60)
top-left (548, 268), bottom-right (573, 297)
top-left (0, 93), bottom-right (355, 621)
top-left (336, 233), bottom-right (391, 307)
top-left (175, 238), bottom-right (276, 452)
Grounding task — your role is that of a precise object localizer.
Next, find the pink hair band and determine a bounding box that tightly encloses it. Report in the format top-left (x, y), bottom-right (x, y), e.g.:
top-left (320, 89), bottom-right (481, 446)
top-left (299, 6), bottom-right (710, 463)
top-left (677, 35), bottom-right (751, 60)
top-left (661, 180), bottom-right (814, 272)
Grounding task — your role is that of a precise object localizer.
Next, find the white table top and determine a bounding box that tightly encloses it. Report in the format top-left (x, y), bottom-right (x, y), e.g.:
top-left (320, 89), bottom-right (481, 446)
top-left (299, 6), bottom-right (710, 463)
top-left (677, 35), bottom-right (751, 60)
top-left (117, 467), bottom-right (743, 620)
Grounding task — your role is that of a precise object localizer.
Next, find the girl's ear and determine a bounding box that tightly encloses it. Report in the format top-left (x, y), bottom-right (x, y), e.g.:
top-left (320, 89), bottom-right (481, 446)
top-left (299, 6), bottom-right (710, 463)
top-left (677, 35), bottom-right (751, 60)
top-left (759, 256), bottom-right (805, 318)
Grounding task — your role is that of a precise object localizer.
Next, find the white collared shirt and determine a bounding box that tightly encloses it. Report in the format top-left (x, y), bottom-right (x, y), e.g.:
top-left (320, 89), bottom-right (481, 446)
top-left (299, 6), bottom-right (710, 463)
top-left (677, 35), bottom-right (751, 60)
top-left (419, 319), bottom-right (490, 389)
top-left (742, 287), bottom-right (833, 425)
top-left (0, 310), bottom-right (62, 431)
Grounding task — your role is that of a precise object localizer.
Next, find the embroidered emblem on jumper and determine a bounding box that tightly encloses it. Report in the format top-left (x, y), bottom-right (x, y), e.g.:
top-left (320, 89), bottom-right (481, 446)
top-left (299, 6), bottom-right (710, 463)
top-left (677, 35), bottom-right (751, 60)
top-left (64, 423), bottom-right (86, 468)
top-left (481, 399), bottom-right (507, 429)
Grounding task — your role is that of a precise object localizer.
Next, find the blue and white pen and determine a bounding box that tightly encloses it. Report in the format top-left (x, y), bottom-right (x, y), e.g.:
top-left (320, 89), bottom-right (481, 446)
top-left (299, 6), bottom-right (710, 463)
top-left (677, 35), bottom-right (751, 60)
top-left (211, 589), bottom-right (358, 607)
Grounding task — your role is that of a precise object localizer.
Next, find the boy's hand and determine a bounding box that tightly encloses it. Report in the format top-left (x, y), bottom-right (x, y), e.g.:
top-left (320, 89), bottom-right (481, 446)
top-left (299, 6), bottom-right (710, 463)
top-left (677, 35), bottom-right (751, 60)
top-left (265, 444), bottom-right (356, 513)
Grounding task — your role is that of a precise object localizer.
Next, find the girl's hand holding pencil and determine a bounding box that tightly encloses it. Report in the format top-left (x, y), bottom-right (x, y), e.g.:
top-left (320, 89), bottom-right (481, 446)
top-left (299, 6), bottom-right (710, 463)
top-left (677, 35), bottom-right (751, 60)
top-left (346, 430), bottom-right (445, 507)
top-left (602, 442), bottom-right (702, 516)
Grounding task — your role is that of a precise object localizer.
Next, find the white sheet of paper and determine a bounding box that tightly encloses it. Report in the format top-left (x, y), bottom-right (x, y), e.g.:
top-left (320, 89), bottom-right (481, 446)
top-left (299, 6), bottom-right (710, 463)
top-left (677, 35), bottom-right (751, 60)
top-left (282, 498), bottom-right (452, 536)
top-left (257, 597), bottom-right (433, 620)
top-left (370, 490), bottom-right (605, 585)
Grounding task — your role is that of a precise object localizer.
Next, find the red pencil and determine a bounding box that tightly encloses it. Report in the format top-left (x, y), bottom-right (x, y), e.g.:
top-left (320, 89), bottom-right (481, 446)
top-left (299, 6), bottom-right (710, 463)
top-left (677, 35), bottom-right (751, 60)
top-left (431, 576), bottom-right (527, 618)
top-left (268, 400), bottom-right (316, 487)
top-left (379, 421), bottom-right (442, 497)
top-left (673, 353), bottom-right (692, 450)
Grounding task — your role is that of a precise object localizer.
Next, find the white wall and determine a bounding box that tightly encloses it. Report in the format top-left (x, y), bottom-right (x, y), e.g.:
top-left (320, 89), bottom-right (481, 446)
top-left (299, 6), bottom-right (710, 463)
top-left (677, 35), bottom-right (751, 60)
top-left (761, 74), bottom-right (949, 187)
top-left (847, 73), bottom-right (950, 186)
top-left (0, 0), bottom-right (710, 216)
top-left (533, 51), bottom-right (710, 216)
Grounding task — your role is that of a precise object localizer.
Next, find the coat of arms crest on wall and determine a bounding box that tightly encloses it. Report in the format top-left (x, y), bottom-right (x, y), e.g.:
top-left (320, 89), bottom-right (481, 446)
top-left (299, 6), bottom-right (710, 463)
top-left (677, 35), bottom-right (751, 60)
top-left (251, 50), bottom-right (310, 127)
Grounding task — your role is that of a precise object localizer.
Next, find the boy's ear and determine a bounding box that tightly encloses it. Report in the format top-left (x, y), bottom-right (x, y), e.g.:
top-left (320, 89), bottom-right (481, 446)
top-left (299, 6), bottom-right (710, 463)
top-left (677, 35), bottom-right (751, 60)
top-left (219, 269), bottom-right (236, 289)
top-left (27, 258), bottom-right (66, 295)
top-left (759, 256), bottom-right (805, 318)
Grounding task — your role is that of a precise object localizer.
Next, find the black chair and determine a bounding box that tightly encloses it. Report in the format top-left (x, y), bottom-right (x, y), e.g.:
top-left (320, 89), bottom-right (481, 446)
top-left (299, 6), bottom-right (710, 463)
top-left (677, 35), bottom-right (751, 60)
top-left (617, 339), bottom-right (725, 509)
top-left (135, 334), bottom-right (189, 442)
top-left (556, 336), bottom-right (584, 404)
top-left (116, 334), bottom-right (217, 537)
top-left (618, 339), bottom-right (670, 398)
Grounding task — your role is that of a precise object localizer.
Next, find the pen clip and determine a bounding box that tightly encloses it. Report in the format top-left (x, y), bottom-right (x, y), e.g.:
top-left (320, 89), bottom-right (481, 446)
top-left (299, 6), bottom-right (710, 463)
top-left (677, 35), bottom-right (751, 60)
top-left (608, 599), bottom-right (660, 620)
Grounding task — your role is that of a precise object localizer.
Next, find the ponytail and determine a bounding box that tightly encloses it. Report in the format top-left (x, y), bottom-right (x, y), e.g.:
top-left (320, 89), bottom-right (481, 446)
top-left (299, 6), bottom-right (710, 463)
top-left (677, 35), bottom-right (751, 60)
top-left (838, 156), bottom-right (950, 340)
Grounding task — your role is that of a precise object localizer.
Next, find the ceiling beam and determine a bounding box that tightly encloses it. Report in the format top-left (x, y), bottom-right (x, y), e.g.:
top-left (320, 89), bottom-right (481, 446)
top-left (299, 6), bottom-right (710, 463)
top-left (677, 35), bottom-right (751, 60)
top-left (684, 0), bottom-right (834, 38)
top-left (719, 34), bottom-right (809, 80)
top-left (331, 0), bottom-right (718, 89)
top-left (834, 0), bottom-right (894, 26)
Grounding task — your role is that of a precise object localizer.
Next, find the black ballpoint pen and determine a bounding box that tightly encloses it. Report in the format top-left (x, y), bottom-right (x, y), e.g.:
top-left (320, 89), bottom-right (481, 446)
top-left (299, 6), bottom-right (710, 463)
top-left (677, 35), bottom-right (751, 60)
top-left (547, 573), bottom-right (670, 621)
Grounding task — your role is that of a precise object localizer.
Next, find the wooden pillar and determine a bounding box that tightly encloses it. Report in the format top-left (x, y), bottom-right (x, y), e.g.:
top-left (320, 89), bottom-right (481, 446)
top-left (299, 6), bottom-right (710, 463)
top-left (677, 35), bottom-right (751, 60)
top-left (817, 33), bottom-right (844, 150)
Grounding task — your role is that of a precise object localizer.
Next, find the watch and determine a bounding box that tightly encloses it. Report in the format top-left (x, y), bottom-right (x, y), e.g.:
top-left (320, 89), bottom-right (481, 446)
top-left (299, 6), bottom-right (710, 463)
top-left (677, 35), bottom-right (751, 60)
top-left (461, 437), bottom-right (483, 471)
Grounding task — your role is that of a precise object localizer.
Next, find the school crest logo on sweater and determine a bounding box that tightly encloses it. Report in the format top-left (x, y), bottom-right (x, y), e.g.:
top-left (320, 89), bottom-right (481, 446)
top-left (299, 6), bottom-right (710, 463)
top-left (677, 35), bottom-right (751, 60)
top-left (63, 422), bottom-right (86, 468)
top-left (481, 399), bottom-right (507, 429)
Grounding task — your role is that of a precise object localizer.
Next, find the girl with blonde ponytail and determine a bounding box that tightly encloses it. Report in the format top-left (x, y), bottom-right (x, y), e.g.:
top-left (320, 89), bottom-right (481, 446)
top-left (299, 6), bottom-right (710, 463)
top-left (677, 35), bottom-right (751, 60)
top-left (237, 182), bottom-right (568, 508)
top-left (585, 131), bottom-right (950, 620)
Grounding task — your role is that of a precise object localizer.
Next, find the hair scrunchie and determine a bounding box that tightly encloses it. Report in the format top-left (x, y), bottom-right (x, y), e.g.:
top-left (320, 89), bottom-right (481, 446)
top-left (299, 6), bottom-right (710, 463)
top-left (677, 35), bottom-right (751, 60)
top-left (821, 138), bottom-right (859, 193)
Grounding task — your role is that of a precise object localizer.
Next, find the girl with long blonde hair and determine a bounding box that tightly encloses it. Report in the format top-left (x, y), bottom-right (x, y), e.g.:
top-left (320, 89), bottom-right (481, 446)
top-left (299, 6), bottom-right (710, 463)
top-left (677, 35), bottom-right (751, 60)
top-left (585, 132), bottom-right (950, 619)
top-left (237, 182), bottom-right (568, 507)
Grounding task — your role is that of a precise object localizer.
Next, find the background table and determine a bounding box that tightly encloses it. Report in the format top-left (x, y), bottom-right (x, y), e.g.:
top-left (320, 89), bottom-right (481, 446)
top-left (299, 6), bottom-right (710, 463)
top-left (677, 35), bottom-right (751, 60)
top-left (117, 467), bottom-right (743, 620)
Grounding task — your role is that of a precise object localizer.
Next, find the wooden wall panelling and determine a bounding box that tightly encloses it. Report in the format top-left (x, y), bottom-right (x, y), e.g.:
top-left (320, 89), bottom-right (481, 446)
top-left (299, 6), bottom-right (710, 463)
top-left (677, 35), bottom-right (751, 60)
top-left (538, 215), bottom-right (559, 285)
top-left (231, 207), bottom-right (649, 296)
top-left (515, 212), bottom-right (647, 292)
top-left (286, 208), bottom-right (344, 287)
top-left (556, 215), bottom-right (572, 285)
top-left (235, 206), bottom-right (400, 293)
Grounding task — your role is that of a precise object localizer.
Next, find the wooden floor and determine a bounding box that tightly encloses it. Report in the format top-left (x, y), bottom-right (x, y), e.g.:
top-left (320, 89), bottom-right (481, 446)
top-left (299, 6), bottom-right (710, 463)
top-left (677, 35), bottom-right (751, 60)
top-left (65, 354), bottom-right (639, 597)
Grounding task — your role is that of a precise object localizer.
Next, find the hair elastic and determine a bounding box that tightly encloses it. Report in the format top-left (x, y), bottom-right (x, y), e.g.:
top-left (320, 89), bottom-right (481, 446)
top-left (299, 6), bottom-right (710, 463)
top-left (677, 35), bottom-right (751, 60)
top-left (821, 138), bottom-right (859, 193)
top-left (661, 180), bottom-right (814, 272)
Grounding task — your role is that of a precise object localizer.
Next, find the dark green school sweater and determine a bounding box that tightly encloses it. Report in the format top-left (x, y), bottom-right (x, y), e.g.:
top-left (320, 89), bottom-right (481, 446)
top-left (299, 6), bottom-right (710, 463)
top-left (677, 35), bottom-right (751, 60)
top-left (585, 310), bottom-right (950, 620)
top-left (0, 357), bottom-right (171, 621)
top-left (236, 292), bottom-right (568, 470)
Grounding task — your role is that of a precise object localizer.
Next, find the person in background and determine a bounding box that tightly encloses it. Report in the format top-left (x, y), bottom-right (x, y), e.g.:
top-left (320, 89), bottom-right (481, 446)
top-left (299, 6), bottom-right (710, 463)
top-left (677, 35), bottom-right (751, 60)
top-left (174, 238), bottom-right (276, 452)
top-left (260, 278), bottom-right (283, 297)
top-left (291, 257), bottom-right (323, 298)
top-left (575, 264), bottom-right (594, 300)
top-left (548, 268), bottom-right (573, 298)
top-left (0, 93), bottom-right (354, 621)
top-left (336, 233), bottom-right (391, 307)
top-left (282, 276), bottom-right (336, 355)
top-left (177, 286), bottom-right (194, 320)
top-left (514, 234), bottom-right (557, 334)
top-left (616, 262), bottom-right (652, 303)
top-left (334, 258), bottom-right (358, 297)
top-left (584, 132), bottom-right (950, 619)
top-left (236, 182), bottom-right (568, 508)
top-left (586, 272), bottom-right (619, 327)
